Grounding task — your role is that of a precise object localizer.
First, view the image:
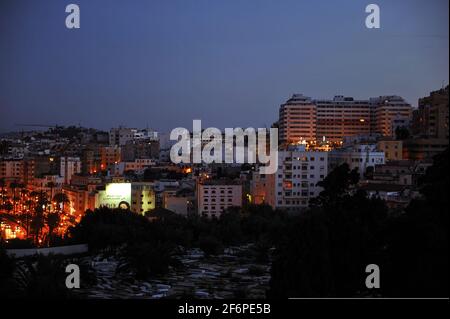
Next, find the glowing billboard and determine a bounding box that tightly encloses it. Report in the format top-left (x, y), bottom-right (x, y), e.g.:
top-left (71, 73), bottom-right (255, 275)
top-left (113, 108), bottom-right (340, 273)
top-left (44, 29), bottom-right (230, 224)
top-left (97, 183), bottom-right (131, 209)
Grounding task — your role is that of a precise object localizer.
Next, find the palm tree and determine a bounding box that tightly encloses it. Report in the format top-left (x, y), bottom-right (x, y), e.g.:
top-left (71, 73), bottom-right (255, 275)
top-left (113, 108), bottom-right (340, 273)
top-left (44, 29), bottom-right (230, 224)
top-left (53, 193), bottom-right (70, 213)
top-left (3, 201), bottom-right (13, 214)
top-left (20, 188), bottom-right (28, 199)
top-left (0, 178), bottom-right (5, 206)
top-left (45, 212), bottom-right (60, 246)
top-left (10, 182), bottom-right (19, 214)
top-left (46, 182), bottom-right (56, 211)
top-left (31, 204), bottom-right (45, 245)
top-left (37, 191), bottom-right (49, 207)
top-left (19, 188), bottom-right (28, 213)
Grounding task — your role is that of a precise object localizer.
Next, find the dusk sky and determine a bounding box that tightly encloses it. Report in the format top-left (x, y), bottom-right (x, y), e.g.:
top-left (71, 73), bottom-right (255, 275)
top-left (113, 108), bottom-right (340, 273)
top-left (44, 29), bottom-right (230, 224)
top-left (0, 0), bottom-right (448, 133)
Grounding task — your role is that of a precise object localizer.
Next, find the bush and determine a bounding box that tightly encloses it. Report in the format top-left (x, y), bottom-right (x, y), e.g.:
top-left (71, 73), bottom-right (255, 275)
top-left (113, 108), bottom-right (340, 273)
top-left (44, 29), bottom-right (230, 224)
top-left (198, 235), bottom-right (223, 256)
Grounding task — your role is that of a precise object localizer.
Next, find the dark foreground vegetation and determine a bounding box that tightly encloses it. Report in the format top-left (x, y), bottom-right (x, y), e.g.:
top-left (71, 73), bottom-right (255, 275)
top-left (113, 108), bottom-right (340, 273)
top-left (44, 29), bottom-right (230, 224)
top-left (270, 149), bottom-right (448, 298)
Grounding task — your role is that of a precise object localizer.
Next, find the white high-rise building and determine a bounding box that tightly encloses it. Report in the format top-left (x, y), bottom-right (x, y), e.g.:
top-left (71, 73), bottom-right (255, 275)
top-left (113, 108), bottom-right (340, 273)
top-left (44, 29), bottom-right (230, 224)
top-left (250, 145), bottom-right (328, 212)
top-left (60, 156), bottom-right (81, 184)
top-left (109, 127), bottom-right (136, 146)
top-left (272, 146), bottom-right (328, 211)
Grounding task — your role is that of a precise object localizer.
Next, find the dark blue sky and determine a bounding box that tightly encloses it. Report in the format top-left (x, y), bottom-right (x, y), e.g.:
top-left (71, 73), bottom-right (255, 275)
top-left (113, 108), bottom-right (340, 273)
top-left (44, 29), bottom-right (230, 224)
top-left (0, 0), bottom-right (448, 133)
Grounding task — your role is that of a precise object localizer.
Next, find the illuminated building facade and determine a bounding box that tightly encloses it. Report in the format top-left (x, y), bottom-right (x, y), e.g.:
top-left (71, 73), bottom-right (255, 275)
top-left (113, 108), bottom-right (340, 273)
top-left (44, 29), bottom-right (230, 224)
top-left (100, 146), bottom-right (121, 170)
top-left (315, 96), bottom-right (371, 142)
top-left (271, 145), bottom-right (328, 211)
top-left (63, 185), bottom-right (96, 217)
top-left (370, 96), bottom-right (412, 137)
top-left (96, 182), bottom-right (156, 215)
top-left (130, 182), bottom-right (156, 214)
top-left (279, 94), bottom-right (317, 144)
top-left (96, 183), bottom-right (132, 209)
top-left (377, 139), bottom-right (403, 161)
top-left (279, 94), bottom-right (412, 144)
top-left (0, 159), bottom-right (23, 182)
top-left (249, 170), bottom-right (276, 206)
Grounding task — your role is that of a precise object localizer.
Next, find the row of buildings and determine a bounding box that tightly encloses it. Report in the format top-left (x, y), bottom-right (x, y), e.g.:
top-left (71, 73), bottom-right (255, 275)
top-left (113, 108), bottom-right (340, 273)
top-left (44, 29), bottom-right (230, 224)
top-left (278, 94), bottom-right (412, 144)
top-left (1, 86), bottom-right (448, 223)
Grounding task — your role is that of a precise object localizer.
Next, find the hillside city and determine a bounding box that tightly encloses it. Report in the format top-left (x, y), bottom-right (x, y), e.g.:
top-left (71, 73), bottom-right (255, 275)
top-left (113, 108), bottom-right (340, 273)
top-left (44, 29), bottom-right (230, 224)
top-left (0, 85), bottom-right (448, 298)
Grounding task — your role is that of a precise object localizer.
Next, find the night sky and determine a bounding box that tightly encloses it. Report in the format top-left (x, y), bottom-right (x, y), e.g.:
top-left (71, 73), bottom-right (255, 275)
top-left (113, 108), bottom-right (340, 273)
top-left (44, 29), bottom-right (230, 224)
top-left (0, 0), bottom-right (448, 133)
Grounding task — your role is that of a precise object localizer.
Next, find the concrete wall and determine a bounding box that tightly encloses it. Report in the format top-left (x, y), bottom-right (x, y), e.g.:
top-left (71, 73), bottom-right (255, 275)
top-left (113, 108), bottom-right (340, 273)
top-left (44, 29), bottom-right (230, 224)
top-left (6, 244), bottom-right (88, 258)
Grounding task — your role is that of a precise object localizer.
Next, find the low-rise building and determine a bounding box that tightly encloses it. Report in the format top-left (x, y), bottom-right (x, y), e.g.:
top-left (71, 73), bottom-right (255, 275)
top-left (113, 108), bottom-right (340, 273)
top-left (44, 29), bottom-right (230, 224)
top-left (63, 185), bottom-right (96, 218)
top-left (112, 158), bottom-right (155, 176)
top-left (60, 156), bottom-right (81, 184)
top-left (131, 182), bottom-right (156, 215)
top-left (402, 138), bottom-right (448, 161)
top-left (249, 170), bottom-right (276, 205)
top-left (377, 139), bottom-right (403, 161)
top-left (329, 144), bottom-right (385, 178)
top-left (197, 180), bottom-right (242, 218)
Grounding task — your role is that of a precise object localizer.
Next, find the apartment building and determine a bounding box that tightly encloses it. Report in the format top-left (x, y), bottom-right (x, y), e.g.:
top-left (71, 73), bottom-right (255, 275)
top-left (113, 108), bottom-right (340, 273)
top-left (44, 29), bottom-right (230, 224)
top-left (279, 94), bottom-right (317, 144)
top-left (370, 96), bottom-right (412, 137)
top-left (131, 182), bottom-right (156, 215)
top-left (404, 86), bottom-right (449, 160)
top-left (377, 139), bottom-right (403, 161)
top-left (279, 94), bottom-right (412, 144)
top-left (412, 85), bottom-right (449, 140)
top-left (271, 146), bottom-right (328, 211)
top-left (63, 185), bottom-right (96, 217)
top-left (0, 159), bottom-right (23, 183)
top-left (60, 156), bottom-right (81, 184)
top-left (100, 146), bottom-right (121, 170)
top-left (163, 188), bottom-right (195, 216)
top-left (315, 96), bottom-right (371, 142)
top-left (81, 145), bottom-right (102, 175)
top-left (109, 127), bottom-right (136, 146)
top-left (112, 158), bottom-right (156, 175)
top-left (249, 170), bottom-right (276, 206)
top-left (197, 180), bottom-right (242, 218)
top-left (110, 127), bottom-right (159, 146)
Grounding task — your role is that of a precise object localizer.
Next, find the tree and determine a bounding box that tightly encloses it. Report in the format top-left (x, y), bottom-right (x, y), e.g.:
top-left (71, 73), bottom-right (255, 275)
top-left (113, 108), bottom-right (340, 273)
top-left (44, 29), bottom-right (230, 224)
top-left (269, 164), bottom-right (387, 298)
top-left (117, 242), bottom-right (173, 279)
top-left (10, 181), bottom-right (19, 214)
top-left (46, 212), bottom-right (60, 246)
top-left (3, 201), bottom-right (13, 214)
top-left (380, 148), bottom-right (448, 297)
top-left (0, 246), bottom-right (17, 297)
top-left (198, 235), bottom-right (223, 256)
top-left (31, 203), bottom-right (45, 245)
top-left (13, 254), bottom-right (73, 299)
top-left (311, 163), bottom-right (359, 206)
top-left (46, 182), bottom-right (56, 211)
top-left (269, 149), bottom-right (449, 298)
top-left (53, 193), bottom-right (69, 212)
top-left (0, 178), bottom-right (5, 206)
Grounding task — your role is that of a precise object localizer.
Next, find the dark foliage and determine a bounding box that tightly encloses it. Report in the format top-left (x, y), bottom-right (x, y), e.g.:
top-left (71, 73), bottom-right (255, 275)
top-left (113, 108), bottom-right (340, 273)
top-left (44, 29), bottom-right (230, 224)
top-left (269, 150), bottom-right (449, 298)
